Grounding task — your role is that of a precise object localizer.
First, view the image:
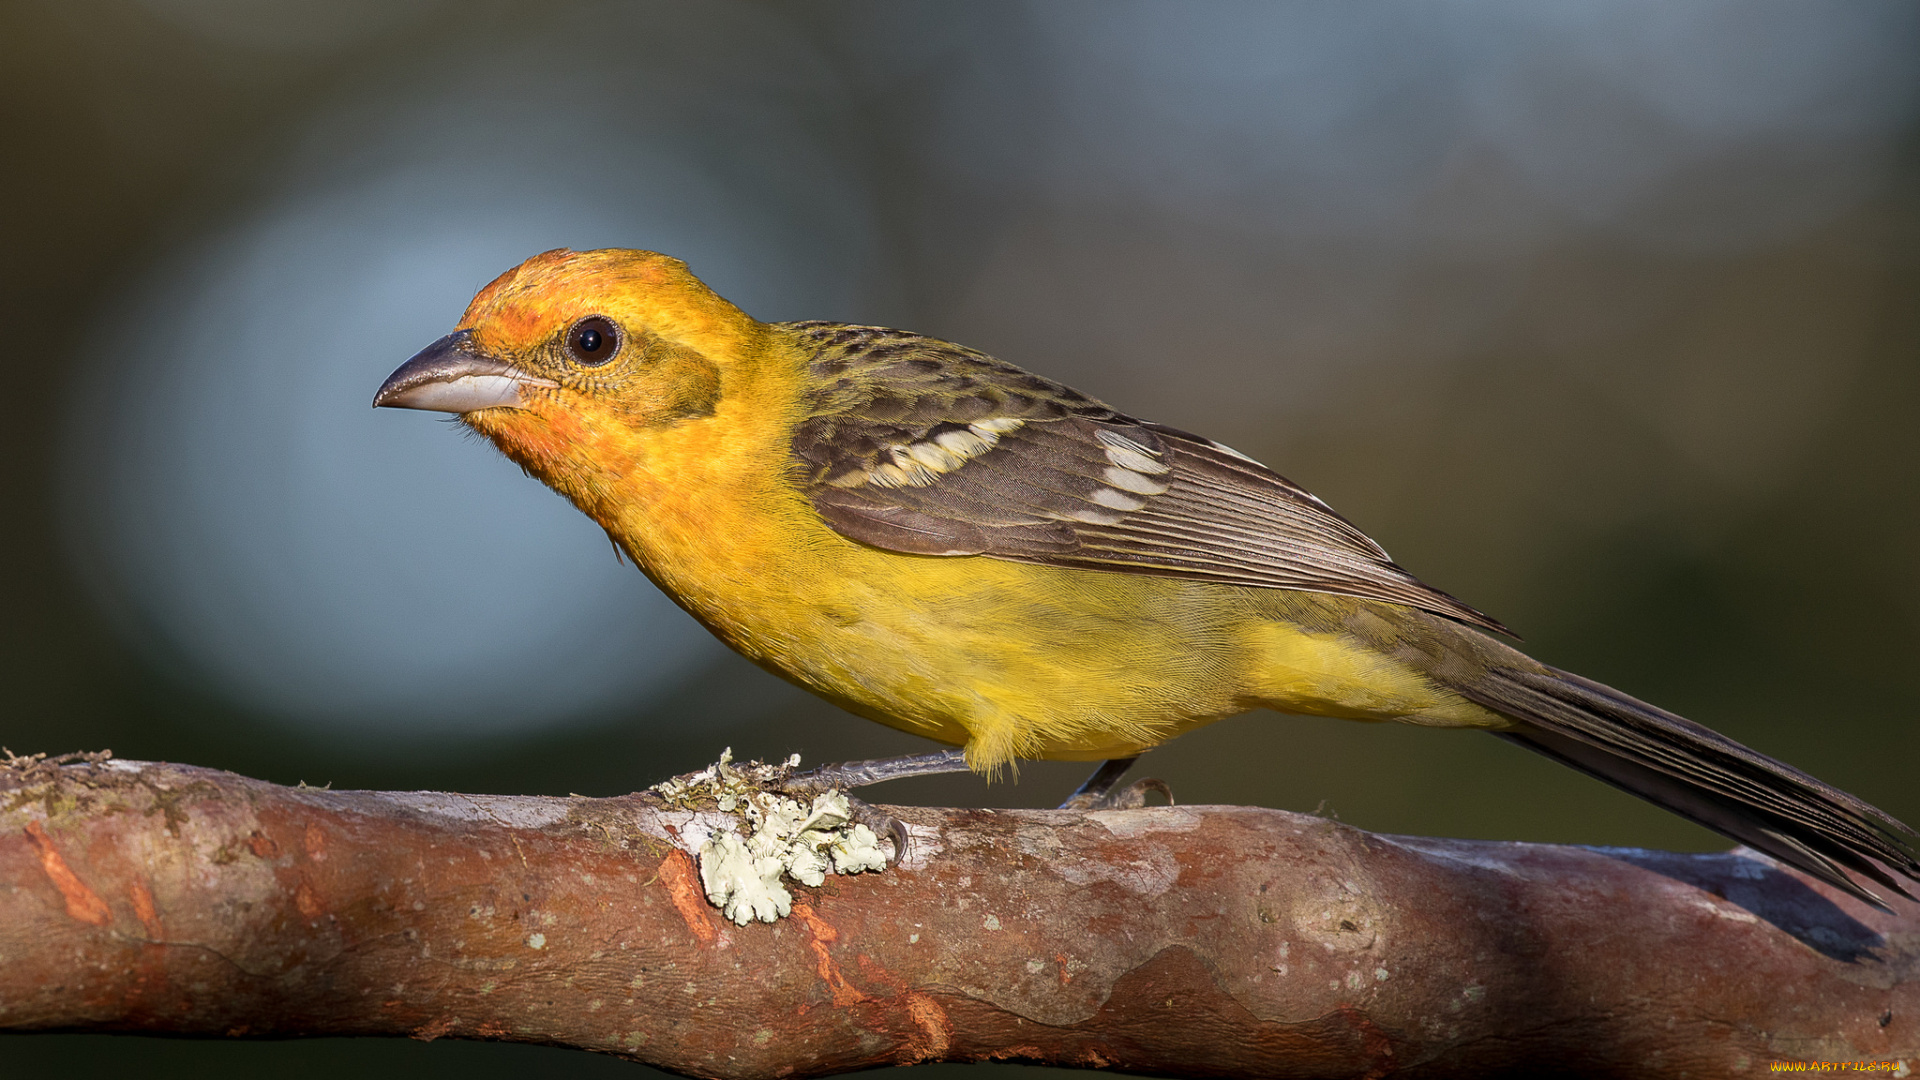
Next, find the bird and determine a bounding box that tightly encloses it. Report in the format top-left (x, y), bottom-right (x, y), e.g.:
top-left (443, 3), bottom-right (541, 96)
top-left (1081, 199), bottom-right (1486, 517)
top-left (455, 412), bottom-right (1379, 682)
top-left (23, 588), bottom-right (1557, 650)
top-left (375, 247), bottom-right (1919, 907)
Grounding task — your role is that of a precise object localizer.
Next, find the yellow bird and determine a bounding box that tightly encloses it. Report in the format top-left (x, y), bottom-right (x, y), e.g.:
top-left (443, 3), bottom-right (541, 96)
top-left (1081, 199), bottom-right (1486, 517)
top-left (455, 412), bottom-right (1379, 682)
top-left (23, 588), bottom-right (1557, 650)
top-left (375, 247), bottom-right (1918, 906)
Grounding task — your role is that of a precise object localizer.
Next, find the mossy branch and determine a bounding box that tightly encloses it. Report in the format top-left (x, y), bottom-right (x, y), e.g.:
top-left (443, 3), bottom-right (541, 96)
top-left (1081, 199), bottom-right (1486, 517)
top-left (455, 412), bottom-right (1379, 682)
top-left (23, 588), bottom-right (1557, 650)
top-left (1, 755), bottom-right (1914, 1077)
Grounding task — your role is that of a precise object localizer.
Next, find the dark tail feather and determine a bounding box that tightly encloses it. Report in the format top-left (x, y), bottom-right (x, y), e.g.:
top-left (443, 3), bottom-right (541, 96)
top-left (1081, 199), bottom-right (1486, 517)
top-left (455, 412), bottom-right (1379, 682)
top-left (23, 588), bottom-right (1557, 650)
top-left (1460, 666), bottom-right (1920, 909)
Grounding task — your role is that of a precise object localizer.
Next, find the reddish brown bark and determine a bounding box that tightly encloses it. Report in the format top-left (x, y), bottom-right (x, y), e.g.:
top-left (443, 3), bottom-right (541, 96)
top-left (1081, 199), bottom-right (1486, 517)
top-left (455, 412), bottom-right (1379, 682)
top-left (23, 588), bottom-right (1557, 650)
top-left (1, 754), bottom-right (1914, 1077)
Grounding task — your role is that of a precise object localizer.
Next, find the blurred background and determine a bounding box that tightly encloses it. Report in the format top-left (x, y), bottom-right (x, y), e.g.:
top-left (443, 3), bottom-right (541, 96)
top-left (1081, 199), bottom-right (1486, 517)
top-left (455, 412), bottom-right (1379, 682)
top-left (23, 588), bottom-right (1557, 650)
top-left (5, 0), bottom-right (1917, 1075)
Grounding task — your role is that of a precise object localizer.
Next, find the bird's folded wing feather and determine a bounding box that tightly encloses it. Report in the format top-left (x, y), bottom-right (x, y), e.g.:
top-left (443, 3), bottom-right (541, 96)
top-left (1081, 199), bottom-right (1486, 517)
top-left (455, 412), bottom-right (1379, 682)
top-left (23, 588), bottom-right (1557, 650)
top-left (786, 321), bottom-right (1510, 636)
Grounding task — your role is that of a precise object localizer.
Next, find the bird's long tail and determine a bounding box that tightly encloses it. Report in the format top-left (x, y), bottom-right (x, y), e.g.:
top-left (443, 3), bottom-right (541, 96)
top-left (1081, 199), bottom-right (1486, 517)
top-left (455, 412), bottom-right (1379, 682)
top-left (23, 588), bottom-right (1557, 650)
top-left (1457, 665), bottom-right (1920, 909)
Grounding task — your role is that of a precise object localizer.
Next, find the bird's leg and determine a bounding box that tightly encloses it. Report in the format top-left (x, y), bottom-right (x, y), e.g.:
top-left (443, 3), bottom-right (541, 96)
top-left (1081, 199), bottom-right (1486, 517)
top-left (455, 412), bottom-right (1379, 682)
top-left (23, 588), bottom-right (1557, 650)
top-left (1059, 755), bottom-right (1174, 810)
top-left (783, 748), bottom-right (972, 792)
top-left (1059, 756), bottom-right (1137, 809)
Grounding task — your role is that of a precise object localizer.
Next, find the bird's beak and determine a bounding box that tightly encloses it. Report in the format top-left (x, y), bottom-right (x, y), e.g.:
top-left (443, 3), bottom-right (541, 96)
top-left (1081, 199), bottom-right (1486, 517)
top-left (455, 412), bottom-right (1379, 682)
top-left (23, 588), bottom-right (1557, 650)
top-left (372, 330), bottom-right (556, 413)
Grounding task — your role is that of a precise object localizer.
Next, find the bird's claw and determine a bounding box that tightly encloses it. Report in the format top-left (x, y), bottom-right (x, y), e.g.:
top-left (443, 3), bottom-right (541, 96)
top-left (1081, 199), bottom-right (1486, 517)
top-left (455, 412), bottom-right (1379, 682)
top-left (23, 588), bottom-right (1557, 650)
top-left (841, 796), bottom-right (912, 866)
top-left (775, 785), bottom-right (908, 866)
top-left (1061, 777), bottom-right (1175, 811)
top-left (765, 772), bottom-right (909, 866)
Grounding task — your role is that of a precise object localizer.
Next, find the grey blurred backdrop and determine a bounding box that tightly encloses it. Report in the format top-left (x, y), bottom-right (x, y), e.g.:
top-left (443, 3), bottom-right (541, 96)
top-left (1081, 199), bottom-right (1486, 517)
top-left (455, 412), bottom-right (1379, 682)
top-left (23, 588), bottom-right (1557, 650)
top-left (5, 1), bottom-right (1918, 1076)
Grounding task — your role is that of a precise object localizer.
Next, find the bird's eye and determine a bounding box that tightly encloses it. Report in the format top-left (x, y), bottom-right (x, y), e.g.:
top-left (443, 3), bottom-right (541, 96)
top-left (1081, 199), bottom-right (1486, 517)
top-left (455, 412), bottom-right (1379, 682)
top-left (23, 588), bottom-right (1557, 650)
top-left (565, 316), bottom-right (621, 366)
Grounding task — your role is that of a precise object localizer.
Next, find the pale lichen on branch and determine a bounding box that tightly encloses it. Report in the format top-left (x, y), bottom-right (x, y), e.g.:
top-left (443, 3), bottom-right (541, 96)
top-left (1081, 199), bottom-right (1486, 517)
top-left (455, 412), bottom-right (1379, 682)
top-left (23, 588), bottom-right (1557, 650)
top-left (652, 749), bottom-right (888, 925)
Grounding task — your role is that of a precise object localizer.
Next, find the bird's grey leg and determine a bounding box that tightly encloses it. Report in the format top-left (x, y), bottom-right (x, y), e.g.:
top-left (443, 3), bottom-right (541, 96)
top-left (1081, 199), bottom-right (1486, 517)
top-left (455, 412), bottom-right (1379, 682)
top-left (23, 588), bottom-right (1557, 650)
top-left (784, 748), bottom-right (971, 791)
top-left (1060, 756), bottom-right (1139, 808)
top-left (1059, 756), bottom-right (1174, 810)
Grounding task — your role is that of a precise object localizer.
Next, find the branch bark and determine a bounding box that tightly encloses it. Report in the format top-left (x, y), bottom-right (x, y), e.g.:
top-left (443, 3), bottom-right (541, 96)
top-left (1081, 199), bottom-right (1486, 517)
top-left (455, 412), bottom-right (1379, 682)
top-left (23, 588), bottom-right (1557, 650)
top-left (1, 755), bottom-right (1914, 1077)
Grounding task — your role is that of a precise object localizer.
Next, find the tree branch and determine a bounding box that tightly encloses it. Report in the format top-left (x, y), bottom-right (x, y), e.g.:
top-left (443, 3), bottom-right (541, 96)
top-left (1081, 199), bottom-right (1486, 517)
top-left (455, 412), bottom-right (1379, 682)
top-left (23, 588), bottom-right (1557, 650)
top-left (1, 754), bottom-right (1914, 1077)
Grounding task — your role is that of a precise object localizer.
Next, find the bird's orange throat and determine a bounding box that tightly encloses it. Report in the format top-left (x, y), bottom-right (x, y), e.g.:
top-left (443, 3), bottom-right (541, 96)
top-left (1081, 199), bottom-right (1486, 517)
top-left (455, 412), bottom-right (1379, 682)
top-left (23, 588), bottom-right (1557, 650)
top-left (464, 398), bottom-right (648, 528)
top-left (461, 359), bottom-right (819, 639)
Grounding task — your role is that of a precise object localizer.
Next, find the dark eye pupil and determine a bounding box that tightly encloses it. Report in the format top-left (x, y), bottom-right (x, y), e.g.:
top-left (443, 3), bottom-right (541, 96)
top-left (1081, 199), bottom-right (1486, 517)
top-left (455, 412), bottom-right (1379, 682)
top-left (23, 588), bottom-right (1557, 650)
top-left (567, 317), bottom-right (619, 365)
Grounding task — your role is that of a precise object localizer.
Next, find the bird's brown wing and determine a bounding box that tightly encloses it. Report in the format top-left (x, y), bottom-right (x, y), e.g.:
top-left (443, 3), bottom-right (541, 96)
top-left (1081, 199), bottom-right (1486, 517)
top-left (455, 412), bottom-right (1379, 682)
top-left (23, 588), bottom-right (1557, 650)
top-left (786, 322), bottom-right (1510, 636)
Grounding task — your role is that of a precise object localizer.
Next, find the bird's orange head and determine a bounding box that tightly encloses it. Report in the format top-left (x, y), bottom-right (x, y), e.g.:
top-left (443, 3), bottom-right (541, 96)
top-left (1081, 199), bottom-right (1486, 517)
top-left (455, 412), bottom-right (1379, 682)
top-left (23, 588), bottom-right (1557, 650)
top-left (374, 248), bottom-right (794, 529)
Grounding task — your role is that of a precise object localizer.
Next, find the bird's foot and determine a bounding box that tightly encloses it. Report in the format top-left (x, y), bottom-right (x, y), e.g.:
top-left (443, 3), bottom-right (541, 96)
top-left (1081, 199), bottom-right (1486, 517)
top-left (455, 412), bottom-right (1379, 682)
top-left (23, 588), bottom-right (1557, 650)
top-left (778, 748), bottom-right (969, 863)
top-left (844, 796), bottom-right (913, 868)
top-left (1058, 756), bottom-right (1176, 810)
top-left (1079, 777), bottom-right (1175, 810)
